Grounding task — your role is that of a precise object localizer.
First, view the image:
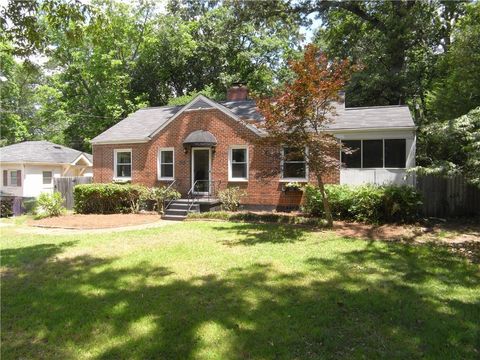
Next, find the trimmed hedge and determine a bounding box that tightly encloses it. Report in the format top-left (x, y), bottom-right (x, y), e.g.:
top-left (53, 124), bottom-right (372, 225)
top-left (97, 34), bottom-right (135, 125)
top-left (303, 184), bottom-right (422, 223)
top-left (74, 183), bottom-right (149, 214)
top-left (187, 211), bottom-right (327, 227)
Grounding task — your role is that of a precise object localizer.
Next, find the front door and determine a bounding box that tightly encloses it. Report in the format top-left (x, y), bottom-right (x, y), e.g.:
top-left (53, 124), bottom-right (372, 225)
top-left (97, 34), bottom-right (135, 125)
top-left (192, 148), bottom-right (211, 194)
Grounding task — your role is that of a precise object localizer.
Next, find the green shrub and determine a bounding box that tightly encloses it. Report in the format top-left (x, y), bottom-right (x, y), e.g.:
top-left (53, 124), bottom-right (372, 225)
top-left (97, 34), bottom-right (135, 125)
top-left (218, 187), bottom-right (246, 211)
top-left (145, 186), bottom-right (181, 214)
top-left (303, 184), bottom-right (422, 224)
top-left (23, 198), bottom-right (37, 214)
top-left (36, 192), bottom-right (66, 218)
top-left (0, 198), bottom-right (13, 217)
top-left (73, 183), bottom-right (149, 214)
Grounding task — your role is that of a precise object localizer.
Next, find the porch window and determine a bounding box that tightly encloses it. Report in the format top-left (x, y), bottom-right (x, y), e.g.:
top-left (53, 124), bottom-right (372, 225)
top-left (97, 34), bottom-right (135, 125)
top-left (158, 148), bottom-right (174, 180)
top-left (282, 147), bottom-right (307, 180)
top-left (341, 139), bottom-right (407, 169)
top-left (363, 140), bottom-right (383, 168)
top-left (114, 149), bottom-right (132, 179)
top-left (229, 146), bottom-right (248, 181)
top-left (341, 140), bottom-right (361, 168)
top-left (384, 139), bottom-right (406, 168)
top-left (43, 171), bottom-right (53, 185)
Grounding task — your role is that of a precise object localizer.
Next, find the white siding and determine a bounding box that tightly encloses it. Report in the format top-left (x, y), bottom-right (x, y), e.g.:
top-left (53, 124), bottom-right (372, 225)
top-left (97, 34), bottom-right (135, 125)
top-left (22, 164), bottom-right (64, 197)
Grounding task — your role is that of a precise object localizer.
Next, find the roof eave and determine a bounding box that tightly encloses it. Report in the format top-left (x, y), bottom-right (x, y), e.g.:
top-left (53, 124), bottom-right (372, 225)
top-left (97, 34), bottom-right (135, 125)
top-left (327, 126), bottom-right (416, 133)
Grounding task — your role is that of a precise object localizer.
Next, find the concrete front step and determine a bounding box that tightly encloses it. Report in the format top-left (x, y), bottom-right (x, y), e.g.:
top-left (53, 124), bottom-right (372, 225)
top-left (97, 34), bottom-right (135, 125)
top-left (162, 199), bottom-right (201, 221)
top-left (162, 214), bottom-right (188, 221)
top-left (168, 203), bottom-right (200, 211)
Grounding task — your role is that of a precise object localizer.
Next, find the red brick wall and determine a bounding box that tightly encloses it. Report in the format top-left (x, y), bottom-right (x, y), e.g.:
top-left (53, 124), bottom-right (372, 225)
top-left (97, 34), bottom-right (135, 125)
top-left (93, 108), bottom-right (340, 208)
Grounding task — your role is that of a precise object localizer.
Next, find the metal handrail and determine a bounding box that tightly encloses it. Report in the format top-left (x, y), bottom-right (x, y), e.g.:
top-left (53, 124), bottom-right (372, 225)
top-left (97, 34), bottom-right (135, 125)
top-left (187, 179), bottom-right (200, 212)
top-left (186, 179), bottom-right (222, 212)
top-left (164, 179), bottom-right (178, 210)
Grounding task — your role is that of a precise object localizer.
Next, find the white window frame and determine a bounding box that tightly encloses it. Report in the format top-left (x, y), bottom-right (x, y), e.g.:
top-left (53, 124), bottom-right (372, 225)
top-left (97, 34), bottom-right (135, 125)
top-left (228, 145), bottom-right (249, 181)
top-left (42, 171), bottom-right (53, 186)
top-left (8, 170), bottom-right (19, 187)
top-left (341, 139), bottom-right (407, 170)
top-left (114, 149), bottom-right (132, 180)
top-left (157, 147), bottom-right (175, 180)
top-left (280, 146), bottom-right (309, 182)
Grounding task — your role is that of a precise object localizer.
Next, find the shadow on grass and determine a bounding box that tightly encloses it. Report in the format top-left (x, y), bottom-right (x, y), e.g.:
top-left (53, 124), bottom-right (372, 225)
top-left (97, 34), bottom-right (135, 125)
top-left (1, 241), bottom-right (78, 268)
top-left (1, 234), bottom-right (479, 359)
top-left (214, 223), bottom-right (310, 246)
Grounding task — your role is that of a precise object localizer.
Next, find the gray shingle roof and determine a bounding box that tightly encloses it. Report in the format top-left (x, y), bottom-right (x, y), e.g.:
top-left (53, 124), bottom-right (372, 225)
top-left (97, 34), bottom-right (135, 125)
top-left (92, 99), bottom-right (415, 144)
top-left (92, 105), bottom-right (182, 143)
top-left (0, 141), bottom-right (93, 164)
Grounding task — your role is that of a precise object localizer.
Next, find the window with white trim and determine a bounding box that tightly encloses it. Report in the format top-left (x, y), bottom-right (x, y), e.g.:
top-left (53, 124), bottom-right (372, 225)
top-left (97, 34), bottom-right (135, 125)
top-left (9, 170), bottom-right (18, 186)
top-left (158, 148), bottom-right (174, 180)
top-left (282, 147), bottom-right (307, 180)
top-left (229, 146), bottom-right (248, 181)
top-left (114, 149), bottom-right (132, 179)
top-left (341, 139), bottom-right (406, 169)
top-left (43, 171), bottom-right (53, 185)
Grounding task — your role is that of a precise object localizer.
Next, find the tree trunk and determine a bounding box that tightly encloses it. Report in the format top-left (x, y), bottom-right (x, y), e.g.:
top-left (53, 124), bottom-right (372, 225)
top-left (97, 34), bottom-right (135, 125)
top-left (317, 175), bottom-right (333, 228)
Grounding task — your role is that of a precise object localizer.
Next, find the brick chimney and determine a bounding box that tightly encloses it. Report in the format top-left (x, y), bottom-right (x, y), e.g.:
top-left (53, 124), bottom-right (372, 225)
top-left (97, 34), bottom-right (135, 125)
top-left (227, 82), bottom-right (248, 101)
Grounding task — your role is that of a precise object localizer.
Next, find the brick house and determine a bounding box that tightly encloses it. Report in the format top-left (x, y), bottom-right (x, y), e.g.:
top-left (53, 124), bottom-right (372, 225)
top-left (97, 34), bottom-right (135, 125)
top-left (91, 85), bottom-right (416, 214)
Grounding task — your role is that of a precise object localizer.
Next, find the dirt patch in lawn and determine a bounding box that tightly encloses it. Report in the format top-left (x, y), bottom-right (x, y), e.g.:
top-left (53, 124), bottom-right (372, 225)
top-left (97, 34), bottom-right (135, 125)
top-left (333, 220), bottom-right (480, 263)
top-left (28, 213), bottom-right (161, 229)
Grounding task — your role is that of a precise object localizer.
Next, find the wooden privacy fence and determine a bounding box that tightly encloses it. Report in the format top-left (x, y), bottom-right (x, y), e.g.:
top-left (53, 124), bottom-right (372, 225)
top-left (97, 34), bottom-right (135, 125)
top-left (416, 175), bottom-right (480, 218)
top-left (54, 176), bottom-right (92, 209)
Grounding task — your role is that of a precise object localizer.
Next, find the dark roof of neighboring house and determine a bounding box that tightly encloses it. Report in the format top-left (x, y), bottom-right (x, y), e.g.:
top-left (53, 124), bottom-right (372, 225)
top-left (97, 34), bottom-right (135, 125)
top-left (92, 97), bottom-right (415, 144)
top-left (0, 141), bottom-right (93, 165)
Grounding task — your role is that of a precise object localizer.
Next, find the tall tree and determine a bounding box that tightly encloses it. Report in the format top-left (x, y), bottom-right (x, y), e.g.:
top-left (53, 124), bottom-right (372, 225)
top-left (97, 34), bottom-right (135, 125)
top-left (164, 0), bottom-right (303, 98)
top-left (415, 106), bottom-right (480, 187)
top-left (0, 41), bottom-right (43, 145)
top-left (426, 2), bottom-right (480, 121)
top-left (256, 44), bottom-right (353, 227)
top-left (311, 1), bottom-right (467, 111)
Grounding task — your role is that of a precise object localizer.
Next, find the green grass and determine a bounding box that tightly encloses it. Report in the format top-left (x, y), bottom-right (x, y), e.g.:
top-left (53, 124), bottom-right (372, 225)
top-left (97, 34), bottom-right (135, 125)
top-left (1, 220), bottom-right (479, 359)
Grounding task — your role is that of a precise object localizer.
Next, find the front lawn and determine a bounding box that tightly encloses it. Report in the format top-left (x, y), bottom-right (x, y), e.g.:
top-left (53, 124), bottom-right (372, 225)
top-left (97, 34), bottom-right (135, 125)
top-left (1, 220), bottom-right (479, 359)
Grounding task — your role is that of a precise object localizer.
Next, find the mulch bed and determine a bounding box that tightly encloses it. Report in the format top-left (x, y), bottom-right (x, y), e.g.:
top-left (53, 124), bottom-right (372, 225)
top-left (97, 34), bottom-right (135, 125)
top-left (28, 213), bottom-right (161, 229)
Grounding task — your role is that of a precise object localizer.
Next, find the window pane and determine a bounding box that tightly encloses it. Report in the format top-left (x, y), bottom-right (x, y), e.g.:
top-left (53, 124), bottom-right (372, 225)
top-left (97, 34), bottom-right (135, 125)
top-left (363, 140), bottom-right (383, 168)
top-left (385, 139), bottom-right (406, 168)
top-left (10, 172), bottom-right (17, 185)
top-left (117, 164), bottom-right (131, 178)
top-left (43, 171), bottom-right (52, 184)
top-left (117, 152), bottom-right (131, 164)
top-left (341, 140), bottom-right (361, 168)
top-left (161, 150), bottom-right (173, 164)
top-left (232, 163), bottom-right (247, 178)
top-left (284, 163), bottom-right (306, 178)
top-left (284, 147), bottom-right (304, 161)
top-left (161, 164), bottom-right (173, 178)
top-left (232, 148), bottom-right (246, 163)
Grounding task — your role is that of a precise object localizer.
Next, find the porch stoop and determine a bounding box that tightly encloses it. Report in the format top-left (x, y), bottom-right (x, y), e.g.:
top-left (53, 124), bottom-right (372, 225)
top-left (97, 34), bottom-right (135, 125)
top-left (162, 198), bottom-right (221, 221)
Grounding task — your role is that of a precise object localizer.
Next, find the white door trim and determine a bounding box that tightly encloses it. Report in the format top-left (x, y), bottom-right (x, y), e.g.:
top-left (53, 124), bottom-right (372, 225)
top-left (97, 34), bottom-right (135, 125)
top-left (191, 147), bottom-right (211, 195)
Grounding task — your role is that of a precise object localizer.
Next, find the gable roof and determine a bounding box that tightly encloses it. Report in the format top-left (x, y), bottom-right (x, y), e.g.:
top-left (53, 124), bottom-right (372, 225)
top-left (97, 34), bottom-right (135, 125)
top-left (0, 141), bottom-right (93, 165)
top-left (91, 96), bottom-right (415, 144)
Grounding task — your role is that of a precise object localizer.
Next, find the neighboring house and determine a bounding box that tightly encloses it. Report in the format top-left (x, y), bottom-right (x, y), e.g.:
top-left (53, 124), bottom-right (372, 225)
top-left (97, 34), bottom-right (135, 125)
top-left (0, 141), bottom-right (93, 198)
top-left (91, 85), bottom-right (415, 210)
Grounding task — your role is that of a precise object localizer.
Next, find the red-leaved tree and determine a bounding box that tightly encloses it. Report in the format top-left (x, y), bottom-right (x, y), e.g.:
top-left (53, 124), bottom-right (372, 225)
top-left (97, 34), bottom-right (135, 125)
top-left (255, 44), bottom-right (354, 227)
